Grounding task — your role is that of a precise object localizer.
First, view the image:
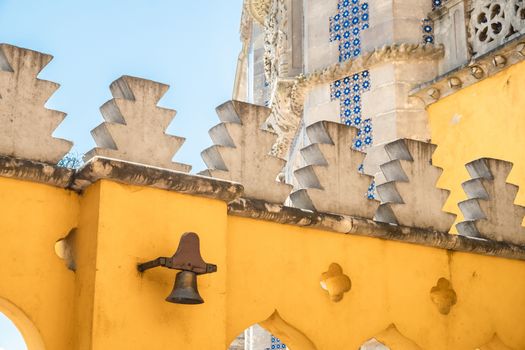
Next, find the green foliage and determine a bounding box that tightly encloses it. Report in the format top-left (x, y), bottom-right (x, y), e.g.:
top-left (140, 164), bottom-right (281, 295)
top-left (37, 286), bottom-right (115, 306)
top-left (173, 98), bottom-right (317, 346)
top-left (57, 152), bottom-right (83, 169)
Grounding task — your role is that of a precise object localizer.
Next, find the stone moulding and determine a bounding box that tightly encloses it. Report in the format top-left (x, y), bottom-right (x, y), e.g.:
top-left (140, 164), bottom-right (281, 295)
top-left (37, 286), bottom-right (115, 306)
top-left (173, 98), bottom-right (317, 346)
top-left (0, 155), bottom-right (243, 203)
top-left (228, 198), bottom-right (525, 261)
top-left (2, 155), bottom-right (525, 261)
top-left (411, 35), bottom-right (525, 106)
top-left (0, 155), bottom-right (74, 188)
top-left (72, 157), bottom-right (243, 202)
top-left (291, 43), bottom-right (444, 115)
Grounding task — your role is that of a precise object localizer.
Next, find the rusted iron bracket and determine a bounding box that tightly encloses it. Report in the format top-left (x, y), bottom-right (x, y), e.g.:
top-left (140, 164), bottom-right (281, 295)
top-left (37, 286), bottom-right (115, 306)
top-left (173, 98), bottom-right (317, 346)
top-left (137, 232), bottom-right (217, 275)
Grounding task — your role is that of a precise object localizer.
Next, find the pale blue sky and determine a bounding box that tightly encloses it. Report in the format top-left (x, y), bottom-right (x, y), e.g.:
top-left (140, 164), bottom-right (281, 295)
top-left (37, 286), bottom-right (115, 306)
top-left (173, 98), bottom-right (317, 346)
top-left (0, 0), bottom-right (243, 172)
top-left (0, 0), bottom-right (243, 347)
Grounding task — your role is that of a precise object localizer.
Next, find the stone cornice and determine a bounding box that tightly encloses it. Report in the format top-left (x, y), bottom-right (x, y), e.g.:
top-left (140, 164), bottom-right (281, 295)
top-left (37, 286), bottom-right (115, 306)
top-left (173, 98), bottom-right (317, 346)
top-left (0, 155), bottom-right (243, 203)
top-left (0, 155), bottom-right (74, 188)
top-left (3, 155), bottom-right (525, 261)
top-left (291, 43), bottom-right (444, 115)
top-left (228, 198), bottom-right (525, 261)
top-left (411, 35), bottom-right (525, 106)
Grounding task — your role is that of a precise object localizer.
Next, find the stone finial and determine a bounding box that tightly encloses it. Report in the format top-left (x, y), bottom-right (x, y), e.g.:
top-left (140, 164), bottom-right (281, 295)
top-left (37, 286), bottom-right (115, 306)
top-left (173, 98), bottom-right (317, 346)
top-left (456, 158), bottom-right (525, 245)
top-left (0, 44), bottom-right (72, 164)
top-left (290, 121), bottom-right (378, 218)
top-left (375, 139), bottom-right (456, 232)
top-left (85, 75), bottom-right (191, 173)
top-left (200, 100), bottom-right (291, 204)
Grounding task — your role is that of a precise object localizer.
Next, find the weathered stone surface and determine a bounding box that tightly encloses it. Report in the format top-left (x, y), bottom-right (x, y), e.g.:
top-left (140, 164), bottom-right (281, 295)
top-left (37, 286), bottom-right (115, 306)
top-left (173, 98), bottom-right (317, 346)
top-left (85, 75), bottom-right (191, 173)
top-left (375, 139), bottom-right (456, 232)
top-left (290, 121), bottom-right (378, 219)
top-left (431, 0), bottom-right (470, 75)
top-left (411, 37), bottom-right (525, 107)
top-left (457, 158), bottom-right (525, 245)
top-left (72, 157), bottom-right (242, 202)
top-left (228, 197), bottom-right (525, 261)
top-left (0, 155), bottom-right (74, 188)
top-left (200, 100), bottom-right (292, 204)
top-left (0, 44), bottom-right (72, 164)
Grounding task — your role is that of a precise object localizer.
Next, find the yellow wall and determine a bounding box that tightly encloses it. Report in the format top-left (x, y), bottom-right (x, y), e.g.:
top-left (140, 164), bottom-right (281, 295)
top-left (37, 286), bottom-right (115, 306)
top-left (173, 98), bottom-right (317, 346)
top-left (226, 216), bottom-right (525, 349)
top-left (2, 176), bottom-right (525, 349)
top-left (428, 60), bottom-right (525, 231)
top-left (0, 177), bottom-right (79, 349)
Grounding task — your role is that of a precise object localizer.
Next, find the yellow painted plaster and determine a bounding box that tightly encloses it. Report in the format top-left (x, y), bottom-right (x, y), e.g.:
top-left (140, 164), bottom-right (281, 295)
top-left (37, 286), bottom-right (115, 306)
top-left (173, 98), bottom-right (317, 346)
top-left (428, 60), bottom-right (525, 232)
top-left (0, 177), bottom-right (79, 349)
top-left (1, 177), bottom-right (525, 349)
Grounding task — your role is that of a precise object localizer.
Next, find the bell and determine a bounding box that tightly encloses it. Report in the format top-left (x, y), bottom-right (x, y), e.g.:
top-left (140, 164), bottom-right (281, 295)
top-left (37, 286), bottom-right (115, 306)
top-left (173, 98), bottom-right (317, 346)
top-left (166, 270), bottom-right (204, 304)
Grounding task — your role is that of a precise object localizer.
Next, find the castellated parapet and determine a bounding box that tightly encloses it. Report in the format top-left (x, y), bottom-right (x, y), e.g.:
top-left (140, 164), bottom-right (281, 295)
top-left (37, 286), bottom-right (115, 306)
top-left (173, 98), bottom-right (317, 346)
top-left (200, 100), bottom-right (292, 204)
top-left (290, 121), bottom-right (378, 219)
top-left (457, 158), bottom-right (525, 245)
top-left (85, 75), bottom-right (191, 173)
top-left (375, 138), bottom-right (456, 232)
top-left (0, 44), bottom-right (72, 164)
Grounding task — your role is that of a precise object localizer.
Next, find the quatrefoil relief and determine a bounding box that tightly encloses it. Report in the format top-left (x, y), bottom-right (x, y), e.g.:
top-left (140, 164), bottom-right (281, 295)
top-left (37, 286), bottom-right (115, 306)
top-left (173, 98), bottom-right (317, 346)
top-left (320, 263), bottom-right (352, 302)
top-left (430, 278), bottom-right (457, 315)
top-left (470, 0), bottom-right (513, 54)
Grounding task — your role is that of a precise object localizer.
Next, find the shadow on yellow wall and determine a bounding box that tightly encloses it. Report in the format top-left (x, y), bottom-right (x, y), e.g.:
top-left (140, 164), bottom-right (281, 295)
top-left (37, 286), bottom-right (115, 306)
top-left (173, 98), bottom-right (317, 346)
top-left (428, 60), bottom-right (525, 232)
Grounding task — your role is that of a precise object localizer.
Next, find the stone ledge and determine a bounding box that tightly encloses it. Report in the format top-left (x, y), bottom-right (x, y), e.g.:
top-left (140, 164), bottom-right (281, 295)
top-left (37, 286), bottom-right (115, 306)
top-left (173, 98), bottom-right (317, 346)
top-left (2, 155), bottom-right (525, 260)
top-left (411, 35), bottom-right (525, 106)
top-left (0, 155), bottom-right (243, 203)
top-left (0, 155), bottom-right (74, 188)
top-left (72, 157), bottom-right (243, 202)
top-left (228, 198), bottom-right (525, 261)
top-left (291, 43), bottom-right (444, 115)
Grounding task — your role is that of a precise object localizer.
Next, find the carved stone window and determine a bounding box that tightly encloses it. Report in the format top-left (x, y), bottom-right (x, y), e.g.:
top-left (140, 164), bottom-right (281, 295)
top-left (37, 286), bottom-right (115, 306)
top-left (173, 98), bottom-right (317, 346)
top-left (469, 0), bottom-right (525, 56)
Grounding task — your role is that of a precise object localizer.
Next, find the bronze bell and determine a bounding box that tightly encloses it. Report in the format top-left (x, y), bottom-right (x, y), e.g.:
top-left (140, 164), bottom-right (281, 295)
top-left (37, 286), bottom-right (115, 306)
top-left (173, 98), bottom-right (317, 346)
top-left (166, 271), bottom-right (204, 304)
top-left (138, 232), bottom-right (217, 304)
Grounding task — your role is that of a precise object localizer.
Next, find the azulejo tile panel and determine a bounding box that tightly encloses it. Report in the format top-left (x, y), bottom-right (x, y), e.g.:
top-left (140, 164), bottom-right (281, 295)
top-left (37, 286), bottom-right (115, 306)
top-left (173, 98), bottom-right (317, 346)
top-left (432, 0), bottom-right (448, 10)
top-left (330, 70), bottom-right (372, 151)
top-left (329, 0), bottom-right (370, 62)
top-left (422, 18), bottom-right (434, 44)
top-left (265, 336), bottom-right (286, 350)
top-left (330, 70), bottom-right (376, 199)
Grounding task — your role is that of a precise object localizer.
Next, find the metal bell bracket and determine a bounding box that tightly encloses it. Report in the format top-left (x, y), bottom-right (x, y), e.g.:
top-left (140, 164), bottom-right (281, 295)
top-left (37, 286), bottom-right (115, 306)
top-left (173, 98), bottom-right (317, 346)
top-left (137, 232), bottom-right (217, 275)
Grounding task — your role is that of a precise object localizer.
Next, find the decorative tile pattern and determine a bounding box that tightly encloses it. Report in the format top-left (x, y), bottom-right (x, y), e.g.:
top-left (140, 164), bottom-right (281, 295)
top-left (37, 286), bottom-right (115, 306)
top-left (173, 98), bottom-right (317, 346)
top-left (265, 336), bottom-right (287, 349)
top-left (422, 18), bottom-right (434, 44)
top-left (330, 0), bottom-right (370, 62)
top-left (330, 70), bottom-right (372, 151)
top-left (432, 0), bottom-right (448, 10)
top-left (330, 70), bottom-right (376, 199)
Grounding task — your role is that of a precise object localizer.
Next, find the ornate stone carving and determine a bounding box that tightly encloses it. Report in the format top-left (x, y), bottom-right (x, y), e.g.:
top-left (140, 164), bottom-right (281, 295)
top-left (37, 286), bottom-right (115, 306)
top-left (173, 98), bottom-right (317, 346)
top-left (456, 158), bottom-right (525, 245)
top-left (265, 80), bottom-right (301, 159)
top-left (264, 0), bottom-right (288, 85)
top-left (0, 44), bottom-right (72, 164)
top-left (411, 39), bottom-right (525, 106)
top-left (85, 76), bottom-right (191, 173)
top-left (246, 0), bottom-right (271, 25)
top-left (469, 0), bottom-right (525, 56)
